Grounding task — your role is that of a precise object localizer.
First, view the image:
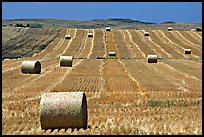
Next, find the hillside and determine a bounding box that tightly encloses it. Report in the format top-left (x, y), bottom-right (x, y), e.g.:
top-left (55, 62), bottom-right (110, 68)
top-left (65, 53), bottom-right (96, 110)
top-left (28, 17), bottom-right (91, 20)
top-left (2, 18), bottom-right (202, 30)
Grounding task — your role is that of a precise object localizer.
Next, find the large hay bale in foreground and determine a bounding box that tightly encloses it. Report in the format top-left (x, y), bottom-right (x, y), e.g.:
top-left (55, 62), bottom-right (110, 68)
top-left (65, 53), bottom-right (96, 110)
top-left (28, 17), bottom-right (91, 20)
top-left (88, 32), bottom-right (93, 38)
top-left (108, 51), bottom-right (116, 56)
top-left (21, 61), bottom-right (41, 74)
top-left (40, 92), bottom-right (87, 130)
top-left (65, 34), bottom-right (71, 39)
top-left (147, 55), bottom-right (158, 63)
top-left (106, 27), bottom-right (111, 31)
top-left (144, 32), bottom-right (150, 36)
top-left (168, 27), bottom-right (173, 31)
top-left (184, 49), bottom-right (191, 54)
top-left (60, 56), bottom-right (73, 67)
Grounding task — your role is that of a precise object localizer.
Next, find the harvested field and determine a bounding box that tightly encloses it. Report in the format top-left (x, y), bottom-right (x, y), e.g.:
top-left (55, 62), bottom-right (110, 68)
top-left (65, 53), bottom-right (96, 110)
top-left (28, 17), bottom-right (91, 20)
top-left (2, 28), bottom-right (202, 135)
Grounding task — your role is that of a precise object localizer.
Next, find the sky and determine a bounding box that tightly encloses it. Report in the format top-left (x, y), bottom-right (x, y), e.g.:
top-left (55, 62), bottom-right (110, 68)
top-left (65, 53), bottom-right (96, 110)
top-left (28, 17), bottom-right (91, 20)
top-left (2, 2), bottom-right (202, 23)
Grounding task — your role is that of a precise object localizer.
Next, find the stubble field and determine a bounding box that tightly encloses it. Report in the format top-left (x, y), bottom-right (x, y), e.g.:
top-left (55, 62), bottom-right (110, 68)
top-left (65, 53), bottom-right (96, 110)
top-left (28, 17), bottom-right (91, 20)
top-left (2, 28), bottom-right (202, 135)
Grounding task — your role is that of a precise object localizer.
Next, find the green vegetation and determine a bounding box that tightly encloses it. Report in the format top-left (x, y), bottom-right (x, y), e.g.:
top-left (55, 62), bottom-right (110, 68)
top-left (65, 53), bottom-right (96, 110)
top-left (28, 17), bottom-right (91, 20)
top-left (147, 100), bottom-right (200, 108)
top-left (196, 27), bottom-right (202, 32)
top-left (29, 23), bottom-right (43, 28)
top-left (14, 23), bottom-right (30, 28)
top-left (148, 100), bottom-right (161, 107)
top-left (109, 101), bottom-right (117, 108)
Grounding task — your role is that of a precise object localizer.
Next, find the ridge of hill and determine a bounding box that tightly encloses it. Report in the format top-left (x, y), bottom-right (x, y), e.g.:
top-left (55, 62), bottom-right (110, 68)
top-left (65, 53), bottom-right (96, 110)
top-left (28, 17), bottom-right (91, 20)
top-left (2, 18), bottom-right (202, 30)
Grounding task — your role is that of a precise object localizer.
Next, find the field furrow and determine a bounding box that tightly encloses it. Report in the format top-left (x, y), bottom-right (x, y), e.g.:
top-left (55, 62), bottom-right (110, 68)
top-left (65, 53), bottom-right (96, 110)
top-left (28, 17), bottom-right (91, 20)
top-left (181, 31), bottom-right (202, 45)
top-left (174, 31), bottom-right (201, 48)
top-left (123, 30), bottom-right (146, 58)
top-left (89, 29), bottom-right (106, 58)
top-left (112, 30), bottom-right (133, 58)
top-left (128, 30), bottom-right (156, 56)
top-left (139, 30), bottom-right (171, 58)
top-left (105, 30), bottom-right (118, 58)
top-left (162, 30), bottom-right (201, 58)
top-left (2, 28), bottom-right (202, 135)
top-left (150, 30), bottom-right (185, 59)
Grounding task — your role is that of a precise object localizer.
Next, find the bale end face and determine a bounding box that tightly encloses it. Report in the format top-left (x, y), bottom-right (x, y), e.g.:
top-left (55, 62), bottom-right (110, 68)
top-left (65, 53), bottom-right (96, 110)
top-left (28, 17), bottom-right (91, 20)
top-left (21, 61), bottom-right (41, 74)
top-left (40, 92), bottom-right (87, 130)
top-left (147, 55), bottom-right (158, 63)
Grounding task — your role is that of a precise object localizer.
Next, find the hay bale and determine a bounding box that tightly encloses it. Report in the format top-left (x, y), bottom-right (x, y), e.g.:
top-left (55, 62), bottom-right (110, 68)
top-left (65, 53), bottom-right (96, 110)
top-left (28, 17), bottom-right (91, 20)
top-left (191, 29), bottom-right (196, 32)
top-left (108, 52), bottom-right (116, 56)
top-left (144, 32), bottom-right (149, 36)
top-left (40, 92), bottom-right (87, 130)
top-left (106, 27), bottom-right (111, 31)
top-left (60, 56), bottom-right (73, 67)
top-left (21, 61), bottom-right (41, 74)
top-left (147, 55), bottom-right (158, 63)
top-left (88, 33), bottom-right (93, 38)
top-left (184, 49), bottom-right (191, 54)
top-left (65, 35), bottom-right (71, 39)
top-left (167, 27), bottom-right (173, 31)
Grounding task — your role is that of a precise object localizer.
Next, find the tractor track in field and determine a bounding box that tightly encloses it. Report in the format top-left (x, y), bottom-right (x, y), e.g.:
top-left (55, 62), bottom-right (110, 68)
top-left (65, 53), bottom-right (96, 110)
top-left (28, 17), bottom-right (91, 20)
top-left (2, 28), bottom-right (202, 135)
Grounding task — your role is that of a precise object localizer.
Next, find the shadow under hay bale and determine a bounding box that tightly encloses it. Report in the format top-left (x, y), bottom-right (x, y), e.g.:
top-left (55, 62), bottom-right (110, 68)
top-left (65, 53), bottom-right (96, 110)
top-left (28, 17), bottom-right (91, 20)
top-left (40, 92), bottom-right (87, 130)
top-left (147, 55), bottom-right (158, 63)
top-left (21, 61), bottom-right (41, 74)
top-left (60, 56), bottom-right (73, 67)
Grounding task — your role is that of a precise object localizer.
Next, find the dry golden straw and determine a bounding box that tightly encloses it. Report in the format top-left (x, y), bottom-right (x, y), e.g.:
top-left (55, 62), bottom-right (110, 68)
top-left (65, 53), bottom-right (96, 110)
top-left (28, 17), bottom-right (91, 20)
top-left (40, 92), bottom-right (88, 130)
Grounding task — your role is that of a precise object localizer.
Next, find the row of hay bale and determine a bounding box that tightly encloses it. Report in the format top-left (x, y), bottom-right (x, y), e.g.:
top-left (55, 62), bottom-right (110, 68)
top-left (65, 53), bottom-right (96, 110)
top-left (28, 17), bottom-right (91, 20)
top-left (21, 56), bottom-right (73, 74)
top-left (64, 33), bottom-right (93, 39)
top-left (21, 59), bottom-right (88, 130)
top-left (21, 48), bottom-right (192, 74)
top-left (143, 27), bottom-right (201, 33)
top-left (191, 27), bottom-right (202, 32)
top-left (147, 49), bottom-right (191, 63)
top-left (144, 27), bottom-right (172, 37)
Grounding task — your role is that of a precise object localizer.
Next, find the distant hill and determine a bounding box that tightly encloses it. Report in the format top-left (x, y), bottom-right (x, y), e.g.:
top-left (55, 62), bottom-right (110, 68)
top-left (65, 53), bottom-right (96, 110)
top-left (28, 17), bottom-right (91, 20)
top-left (2, 18), bottom-right (155, 29)
top-left (161, 21), bottom-right (175, 24)
top-left (2, 18), bottom-right (202, 30)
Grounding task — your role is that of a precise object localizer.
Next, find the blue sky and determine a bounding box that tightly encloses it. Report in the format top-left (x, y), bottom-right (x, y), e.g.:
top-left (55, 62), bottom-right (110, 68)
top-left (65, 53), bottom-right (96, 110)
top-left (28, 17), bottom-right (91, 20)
top-left (2, 2), bottom-right (202, 23)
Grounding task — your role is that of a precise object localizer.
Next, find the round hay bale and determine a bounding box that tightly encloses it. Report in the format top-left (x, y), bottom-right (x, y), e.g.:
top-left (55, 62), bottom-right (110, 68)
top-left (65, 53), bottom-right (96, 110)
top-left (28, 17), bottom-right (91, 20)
top-left (65, 35), bottom-right (71, 39)
top-left (184, 49), bottom-right (191, 54)
top-left (106, 27), bottom-right (111, 31)
top-left (21, 61), bottom-right (41, 74)
top-left (168, 27), bottom-right (173, 31)
top-left (147, 55), bottom-right (158, 63)
top-left (88, 33), bottom-right (93, 38)
top-left (144, 32), bottom-right (150, 36)
top-left (60, 56), bottom-right (73, 67)
top-left (108, 52), bottom-right (116, 56)
top-left (191, 29), bottom-right (196, 32)
top-left (40, 92), bottom-right (87, 130)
